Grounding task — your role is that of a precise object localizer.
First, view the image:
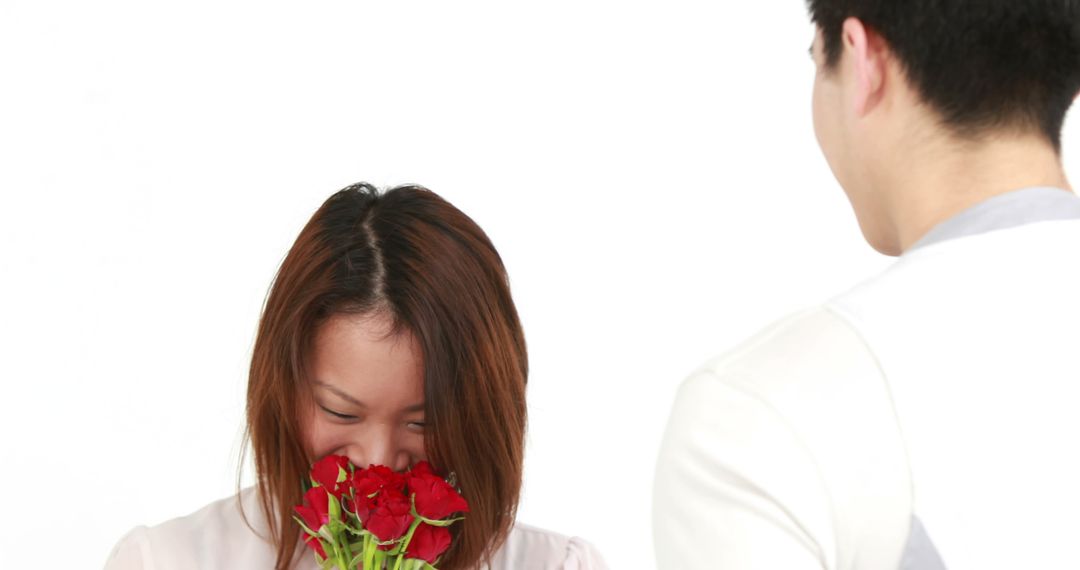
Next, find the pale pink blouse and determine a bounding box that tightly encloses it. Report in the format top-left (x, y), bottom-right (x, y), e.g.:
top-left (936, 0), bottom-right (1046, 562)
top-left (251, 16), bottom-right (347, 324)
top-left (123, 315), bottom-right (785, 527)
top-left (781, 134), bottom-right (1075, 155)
top-left (104, 486), bottom-right (607, 570)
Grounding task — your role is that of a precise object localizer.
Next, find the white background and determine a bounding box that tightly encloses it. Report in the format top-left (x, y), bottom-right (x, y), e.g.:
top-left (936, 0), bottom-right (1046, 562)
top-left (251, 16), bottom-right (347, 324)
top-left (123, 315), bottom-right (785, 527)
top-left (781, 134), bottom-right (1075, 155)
top-left (1, 2), bottom-right (1076, 569)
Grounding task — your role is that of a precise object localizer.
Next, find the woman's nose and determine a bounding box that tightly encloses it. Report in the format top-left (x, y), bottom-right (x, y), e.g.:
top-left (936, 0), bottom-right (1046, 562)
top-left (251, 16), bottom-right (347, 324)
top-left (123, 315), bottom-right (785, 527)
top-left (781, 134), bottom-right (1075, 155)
top-left (342, 429), bottom-right (410, 472)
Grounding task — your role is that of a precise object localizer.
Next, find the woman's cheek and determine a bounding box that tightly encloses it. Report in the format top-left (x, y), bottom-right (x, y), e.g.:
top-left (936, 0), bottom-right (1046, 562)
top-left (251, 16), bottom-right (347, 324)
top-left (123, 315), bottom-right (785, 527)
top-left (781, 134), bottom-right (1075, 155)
top-left (304, 415), bottom-right (341, 459)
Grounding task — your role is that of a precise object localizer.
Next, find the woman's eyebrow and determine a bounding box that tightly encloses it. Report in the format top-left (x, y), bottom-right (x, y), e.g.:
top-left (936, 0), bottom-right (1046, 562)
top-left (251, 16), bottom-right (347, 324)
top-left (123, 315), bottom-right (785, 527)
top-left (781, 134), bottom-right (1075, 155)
top-left (315, 380), bottom-right (366, 408)
top-left (315, 380), bottom-right (425, 413)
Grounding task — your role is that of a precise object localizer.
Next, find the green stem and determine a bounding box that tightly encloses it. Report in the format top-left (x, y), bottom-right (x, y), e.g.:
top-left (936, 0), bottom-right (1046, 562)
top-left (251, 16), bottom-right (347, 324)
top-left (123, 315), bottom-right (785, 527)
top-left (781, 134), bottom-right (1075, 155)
top-left (341, 533), bottom-right (354, 569)
top-left (363, 533), bottom-right (376, 570)
top-left (339, 547), bottom-right (350, 569)
top-left (392, 518), bottom-right (424, 570)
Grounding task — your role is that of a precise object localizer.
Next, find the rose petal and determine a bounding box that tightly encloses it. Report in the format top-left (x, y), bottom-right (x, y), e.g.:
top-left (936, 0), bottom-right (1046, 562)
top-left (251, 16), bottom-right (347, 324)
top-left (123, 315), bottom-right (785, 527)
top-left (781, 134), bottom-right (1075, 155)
top-left (405, 523), bottom-right (452, 563)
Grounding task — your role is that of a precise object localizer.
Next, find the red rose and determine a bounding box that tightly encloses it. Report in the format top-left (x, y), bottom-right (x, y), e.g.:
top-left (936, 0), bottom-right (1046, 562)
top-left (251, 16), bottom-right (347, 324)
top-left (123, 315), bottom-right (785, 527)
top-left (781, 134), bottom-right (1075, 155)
top-left (409, 461), bottom-right (436, 477)
top-left (405, 523), bottom-right (452, 563)
top-left (352, 470), bottom-right (384, 499)
top-left (310, 454), bottom-right (351, 498)
top-left (299, 531), bottom-right (327, 560)
top-left (351, 492), bottom-right (377, 525)
top-left (352, 464), bottom-right (406, 498)
top-left (351, 465), bottom-right (411, 527)
top-left (297, 486), bottom-right (333, 527)
top-left (408, 472), bottom-right (470, 521)
top-left (294, 486), bottom-right (334, 559)
top-left (364, 488), bottom-right (413, 542)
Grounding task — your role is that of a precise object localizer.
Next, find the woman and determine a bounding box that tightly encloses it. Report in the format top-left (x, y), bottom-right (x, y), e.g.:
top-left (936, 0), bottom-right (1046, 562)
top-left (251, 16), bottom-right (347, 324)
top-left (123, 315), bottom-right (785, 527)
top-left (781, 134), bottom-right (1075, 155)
top-left (104, 183), bottom-right (607, 570)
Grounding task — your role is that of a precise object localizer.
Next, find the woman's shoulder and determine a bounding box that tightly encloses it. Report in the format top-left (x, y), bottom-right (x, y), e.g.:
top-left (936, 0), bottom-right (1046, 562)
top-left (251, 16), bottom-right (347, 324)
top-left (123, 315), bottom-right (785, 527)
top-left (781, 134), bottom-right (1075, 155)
top-left (104, 487), bottom-right (283, 570)
top-left (488, 522), bottom-right (608, 570)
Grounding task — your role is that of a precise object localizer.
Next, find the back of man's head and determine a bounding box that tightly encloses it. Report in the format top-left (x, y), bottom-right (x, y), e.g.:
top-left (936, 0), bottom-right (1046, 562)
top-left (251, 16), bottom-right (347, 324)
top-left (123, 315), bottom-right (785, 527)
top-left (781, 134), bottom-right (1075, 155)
top-left (808, 0), bottom-right (1080, 150)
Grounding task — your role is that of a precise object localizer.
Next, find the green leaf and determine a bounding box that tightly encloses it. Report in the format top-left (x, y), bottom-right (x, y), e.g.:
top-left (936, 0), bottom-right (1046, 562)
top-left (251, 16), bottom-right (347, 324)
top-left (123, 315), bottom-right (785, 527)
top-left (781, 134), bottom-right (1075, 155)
top-left (417, 516), bottom-right (464, 527)
top-left (318, 525), bottom-right (336, 543)
top-left (293, 516), bottom-right (320, 538)
top-left (329, 494), bottom-right (342, 520)
top-left (343, 522), bottom-right (365, 535)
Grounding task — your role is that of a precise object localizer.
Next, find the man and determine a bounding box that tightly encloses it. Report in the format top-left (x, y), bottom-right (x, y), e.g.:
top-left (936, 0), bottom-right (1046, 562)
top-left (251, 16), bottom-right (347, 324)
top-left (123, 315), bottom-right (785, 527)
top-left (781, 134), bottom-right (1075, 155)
top-left (653, 2), bottom-right (1080, 568)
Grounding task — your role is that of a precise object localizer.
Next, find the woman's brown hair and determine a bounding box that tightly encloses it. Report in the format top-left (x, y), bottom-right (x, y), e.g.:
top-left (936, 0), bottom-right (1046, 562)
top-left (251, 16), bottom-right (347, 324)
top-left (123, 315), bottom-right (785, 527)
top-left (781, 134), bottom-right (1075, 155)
top-left (242, 183), bottom-right (528, 570)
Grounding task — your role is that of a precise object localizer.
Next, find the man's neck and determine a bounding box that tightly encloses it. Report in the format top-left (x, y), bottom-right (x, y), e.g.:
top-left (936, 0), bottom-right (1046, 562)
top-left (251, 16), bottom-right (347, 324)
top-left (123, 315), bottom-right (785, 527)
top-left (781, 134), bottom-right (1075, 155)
top-left (881, 132), bottom-right (1072, 253)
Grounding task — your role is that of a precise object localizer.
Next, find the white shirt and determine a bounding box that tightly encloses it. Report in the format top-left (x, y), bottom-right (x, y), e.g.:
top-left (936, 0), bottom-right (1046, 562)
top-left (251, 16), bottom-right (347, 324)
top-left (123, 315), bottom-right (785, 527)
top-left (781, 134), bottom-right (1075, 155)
top-left (104, 486), bottom-right (608, 570)
top-left (654, 188), bottom-right (1080, 569)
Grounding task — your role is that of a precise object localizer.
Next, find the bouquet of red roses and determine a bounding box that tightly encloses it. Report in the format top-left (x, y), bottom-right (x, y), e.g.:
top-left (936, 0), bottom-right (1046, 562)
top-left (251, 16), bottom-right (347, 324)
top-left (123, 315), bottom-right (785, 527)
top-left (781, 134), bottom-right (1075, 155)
top-left (293, 455), bottom-right (469, 570)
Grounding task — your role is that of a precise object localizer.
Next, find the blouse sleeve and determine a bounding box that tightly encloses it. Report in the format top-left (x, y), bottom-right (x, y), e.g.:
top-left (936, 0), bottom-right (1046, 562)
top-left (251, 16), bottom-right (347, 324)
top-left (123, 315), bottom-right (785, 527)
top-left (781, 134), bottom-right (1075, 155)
top-left (562, 537), bottom-right (609, 570)
top-left (103, 526), bottom-right (151, 570)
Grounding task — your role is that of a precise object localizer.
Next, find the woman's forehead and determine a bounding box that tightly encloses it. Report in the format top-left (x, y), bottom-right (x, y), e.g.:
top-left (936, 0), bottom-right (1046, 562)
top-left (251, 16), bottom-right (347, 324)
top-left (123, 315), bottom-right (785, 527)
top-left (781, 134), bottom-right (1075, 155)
top-left (308, 314), bottom-right (424, 405)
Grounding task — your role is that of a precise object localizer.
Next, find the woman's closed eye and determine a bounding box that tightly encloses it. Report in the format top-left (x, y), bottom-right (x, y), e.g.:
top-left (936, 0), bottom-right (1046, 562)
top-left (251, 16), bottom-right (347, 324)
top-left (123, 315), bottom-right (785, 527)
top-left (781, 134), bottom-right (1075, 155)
top-left (320, 404), bottom-right (425, 431)
top-left (319, 404), bottom-right (358, 421)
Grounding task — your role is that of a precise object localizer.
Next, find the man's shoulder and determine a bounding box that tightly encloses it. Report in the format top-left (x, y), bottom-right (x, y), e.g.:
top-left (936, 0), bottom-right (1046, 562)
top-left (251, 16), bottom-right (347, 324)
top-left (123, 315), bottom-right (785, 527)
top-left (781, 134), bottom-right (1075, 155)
top-left (691, 307), bottom-right (879, 401)
top-left (680, 304), bottom-right (901, 454)
top-left (659, 308), bottom-right (912, 570)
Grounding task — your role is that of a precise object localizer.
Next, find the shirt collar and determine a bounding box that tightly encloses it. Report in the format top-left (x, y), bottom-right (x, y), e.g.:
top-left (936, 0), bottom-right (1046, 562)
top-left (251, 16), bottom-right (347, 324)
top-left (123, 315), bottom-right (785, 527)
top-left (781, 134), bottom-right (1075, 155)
top-left (907, 187), bottom-right (1080, 252)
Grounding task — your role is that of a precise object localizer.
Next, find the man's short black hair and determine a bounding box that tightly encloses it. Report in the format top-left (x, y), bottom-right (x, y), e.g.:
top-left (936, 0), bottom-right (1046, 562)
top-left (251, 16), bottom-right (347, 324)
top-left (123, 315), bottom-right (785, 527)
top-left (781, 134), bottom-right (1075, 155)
top-left (808, 0), bottom-right (1080, 149)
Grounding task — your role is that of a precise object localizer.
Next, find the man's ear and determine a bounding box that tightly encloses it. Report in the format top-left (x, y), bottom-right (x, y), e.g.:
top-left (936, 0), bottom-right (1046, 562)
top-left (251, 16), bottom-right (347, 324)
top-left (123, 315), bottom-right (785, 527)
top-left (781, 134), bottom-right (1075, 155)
top-left (842, 17), bottom-right (888, 117)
